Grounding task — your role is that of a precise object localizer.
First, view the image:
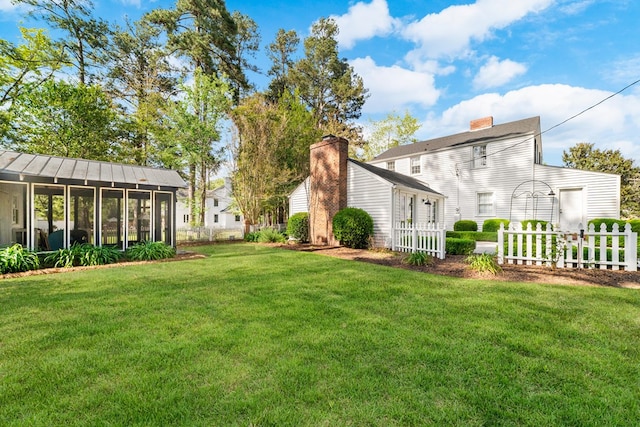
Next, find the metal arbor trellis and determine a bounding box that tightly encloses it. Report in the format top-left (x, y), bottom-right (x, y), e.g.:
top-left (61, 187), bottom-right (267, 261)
top-left (508, 180), bottom-right (556, 225)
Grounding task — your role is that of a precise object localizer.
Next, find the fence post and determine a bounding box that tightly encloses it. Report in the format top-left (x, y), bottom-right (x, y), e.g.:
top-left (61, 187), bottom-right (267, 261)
top-left (497, 223), bottom-right (504, 264)
top-left (412, 224), bottom-right (418, 253)
top-left (624, 223), bottom-right (638, 272)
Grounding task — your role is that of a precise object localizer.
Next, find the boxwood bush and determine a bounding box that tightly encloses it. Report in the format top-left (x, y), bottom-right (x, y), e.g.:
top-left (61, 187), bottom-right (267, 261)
top-left (445, 238), bottom-right (475, 255)
top-left (521, 219), bottom-right (550, 230)
top-left (482, 218), bottom-right (510, 232)
top-left (332, 207), bottom-right (374, 249)
top-left (286, 212), bottom-right (309, 243)
top-left (453, 220), bottom-right (478, 232)
top-left (588, 218), bottom-right (627, 232)
top-left (628, 219), bottom-right (640, 233)
top-left (446, 231), bottom-right (498, 242)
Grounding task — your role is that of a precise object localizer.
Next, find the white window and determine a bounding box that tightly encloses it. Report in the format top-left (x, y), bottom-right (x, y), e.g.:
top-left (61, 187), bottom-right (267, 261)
top-left (411, 157), bottom-right (421, 175)
top-left (472, 145), bottom-right (487, 168)
top-left (235, 215), bottom-right (241, 222)
top-left (213, 198), bottom-right (219, 207)
top-left (387, 161), bottom-right (395, 172)
top-left (477, 192), bottom-right (494, 216)
top-left (214, 214), bottom-right (219, 223)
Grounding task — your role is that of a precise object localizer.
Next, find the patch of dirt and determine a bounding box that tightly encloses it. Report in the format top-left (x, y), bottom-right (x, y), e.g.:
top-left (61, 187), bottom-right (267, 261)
top-left (278, 244), bottom-right (640, 288)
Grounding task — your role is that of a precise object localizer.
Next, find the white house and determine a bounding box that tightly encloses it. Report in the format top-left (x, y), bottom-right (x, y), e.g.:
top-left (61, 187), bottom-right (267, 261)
top-left (369, 116), bottom-right (620, 231)
top-left (289, 136), bottom-right (444, 248)
top-left (176, 178), bottom-right (243, 230)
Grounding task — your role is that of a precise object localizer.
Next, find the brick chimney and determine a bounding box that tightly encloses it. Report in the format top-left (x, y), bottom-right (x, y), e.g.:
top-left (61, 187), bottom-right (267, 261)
top-left (470, 116), bottom-right (493, 131)
top-left (309, 135), bottom-right (348, 246)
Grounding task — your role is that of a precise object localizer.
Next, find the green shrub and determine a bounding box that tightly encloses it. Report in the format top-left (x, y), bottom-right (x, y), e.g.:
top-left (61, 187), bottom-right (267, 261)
top-left (628, 219), bottom-right (640, 233)
top-left (0, 244), bottom-right (40, 274)
top-left (453, 220), bottom-right (478, 232)
top-left (588, 218), bottom-right (627, 232)
top-left (125, 241), bottom-right (176, 261)
top-left (482, 218), bottom-right (510, 232)
top-left (521, 219), bottom-right (550, 230)
top-left (446, 238), bottom-right (475, 255)
top-left (44, 244), bottom-right (123, 268)
top-left (332, 207), bottom-right (374, 249)
top-left (244, 231), bottom-right (260, 242)
top-left (286, 212), bottom-right (309, 243)
top-left (256, 228), bottom-right (286, 243)
top-left (446, 231), bottom-right (498, 242)
top-left (403, 251), bottom-right (432, 266)
top-left (466, 253), bottom-right (502, 275)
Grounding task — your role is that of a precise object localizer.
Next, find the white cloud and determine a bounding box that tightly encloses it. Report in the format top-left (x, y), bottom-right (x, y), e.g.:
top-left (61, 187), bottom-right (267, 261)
top-left (350, 56), bottom-right (440, 114)
top-left (420, 84), bottom-right (640, 166)
top-left (402, 0), bottom-right (553, 63)
top-left (473, 56), bottom-right (527, 89)
top-left (330, 0), bottom-right (400, 49)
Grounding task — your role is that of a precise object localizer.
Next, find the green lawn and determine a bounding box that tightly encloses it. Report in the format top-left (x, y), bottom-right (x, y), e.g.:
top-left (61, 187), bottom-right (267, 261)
top-left (1, 243), bottom-right (639, 426)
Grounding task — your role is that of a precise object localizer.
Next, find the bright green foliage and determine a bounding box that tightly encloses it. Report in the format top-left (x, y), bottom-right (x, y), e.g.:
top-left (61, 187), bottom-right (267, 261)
top-left (522, 219), bottom-right (549, 230)
top-left (453, 220), bottom-right (478, 232)
top-left (588, 218), bottom-right (627, 232)
top-left (286, 212), bottom-right (309, 243)
top-left (332, 207), bottom-right (374, 249)
top-left (445, 238), bottom-right (475, 255)
top-left (0, 244), bottom-right (40, 273)
top-left (466, 253), bottom-right (502, 275)
top-left (446, 231), bottom-right (498, 242)
top-left (628, 219), bottom-right (640, 233)
top-left (403, 251), bottom-right (432, 266)
top-left (244, 231), bottom-right (260, 242)
top-left (125, 241), bottom-right (175, 261)
top-left (8, 80), bottom-right (122, 161)
top-left (256, 228), bottom-right (286, 243)
top-left (361, 111), bottom-right (421, 161)
top-left (44, 244), bottom-right (122, 268)
top-left (563, 142), bottom-right (640, 218)
top-left (482, 218), bottom-right (510, 232)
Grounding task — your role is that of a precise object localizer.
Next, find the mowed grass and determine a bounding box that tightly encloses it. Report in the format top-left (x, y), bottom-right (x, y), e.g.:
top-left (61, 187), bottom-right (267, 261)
top-left (1, 243), bottom-right (639, 426)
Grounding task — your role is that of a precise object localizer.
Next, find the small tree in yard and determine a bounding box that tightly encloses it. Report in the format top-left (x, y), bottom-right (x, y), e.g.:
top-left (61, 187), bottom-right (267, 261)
top-left (332, 207), bottom-right (373, 249)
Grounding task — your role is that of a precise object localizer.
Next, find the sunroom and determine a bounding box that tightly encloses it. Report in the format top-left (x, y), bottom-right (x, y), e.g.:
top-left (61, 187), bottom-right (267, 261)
top-left (0, 150), bottom-right (186, 251)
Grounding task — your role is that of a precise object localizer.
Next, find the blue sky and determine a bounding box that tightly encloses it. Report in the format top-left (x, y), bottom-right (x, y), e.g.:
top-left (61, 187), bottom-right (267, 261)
top-left (2, 0), bottom-right (640, 166)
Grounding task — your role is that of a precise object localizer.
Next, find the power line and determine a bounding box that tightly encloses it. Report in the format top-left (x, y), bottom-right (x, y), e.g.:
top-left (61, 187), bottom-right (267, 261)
top-left (458, 78), bottom-right (640, 166)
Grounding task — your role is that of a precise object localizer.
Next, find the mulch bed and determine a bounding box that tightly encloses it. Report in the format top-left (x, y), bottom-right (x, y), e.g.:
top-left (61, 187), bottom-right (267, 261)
top-left (277, 243), bottom-right (640, 288)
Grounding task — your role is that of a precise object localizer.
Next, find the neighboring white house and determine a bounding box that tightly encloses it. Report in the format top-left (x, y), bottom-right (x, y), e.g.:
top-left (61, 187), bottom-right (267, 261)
top-left (176, 178), bottom-right (243, 229)
top-left (369, 116), bottom-right (620, 231)
top-left (289, 136), bottom-right (444, 248)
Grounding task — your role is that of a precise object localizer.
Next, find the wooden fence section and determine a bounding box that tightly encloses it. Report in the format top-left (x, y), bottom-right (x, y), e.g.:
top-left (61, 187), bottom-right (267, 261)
top-left (497, 222), bottom-right (638, 271)
top-left (393, 222), bottom-right (447, 259)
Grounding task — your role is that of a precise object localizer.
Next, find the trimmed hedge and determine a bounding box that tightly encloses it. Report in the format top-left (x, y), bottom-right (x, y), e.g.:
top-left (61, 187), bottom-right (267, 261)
top-left (522, 219), bottom-right (550, 230)
top-left (482, 218), bottom-right (510, 232)
top-left (628, 219), bottom-right (640, 233)
top-left (445, 238), bottom-right (475, 255)
top-left (588, 217), bottom-right (628, 232)
top-left (333, 207), bottom-right (374, 249)
top-left (446, 231), bottom-right (498, 242)
top-left (453, 220), bottom-right (478, 232)
top-left (287, 212), bottom-right (309, 243)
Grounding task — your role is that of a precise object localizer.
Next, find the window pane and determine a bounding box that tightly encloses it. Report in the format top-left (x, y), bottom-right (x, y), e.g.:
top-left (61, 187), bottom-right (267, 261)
top-left (70, 187), bottom-right (94, 245)
top-left (102, 189), bottom-right (124, 248)
top-left (0, 182), bottom-right (27, 246)
top-left (477, 192), bottom-right (493, 215)
top-left (34, 185), bottom-right (65, 251)
top-left (127, 191), bottom-right (151, 245)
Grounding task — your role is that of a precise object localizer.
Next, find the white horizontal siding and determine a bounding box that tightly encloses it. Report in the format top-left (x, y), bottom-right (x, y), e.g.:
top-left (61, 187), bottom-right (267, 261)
top-left (347, 162), bottom-right (393, 247)
top-left (289, 178), bottom-right (310, 215)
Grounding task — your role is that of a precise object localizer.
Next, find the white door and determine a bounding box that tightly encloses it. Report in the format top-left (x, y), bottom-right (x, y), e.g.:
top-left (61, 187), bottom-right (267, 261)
top-left (559, 188), bottom-right (584, 231)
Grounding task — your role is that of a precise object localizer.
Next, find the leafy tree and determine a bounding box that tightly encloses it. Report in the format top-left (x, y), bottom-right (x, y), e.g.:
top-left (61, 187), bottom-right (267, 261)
top-left (144, 0), bottom-right (246, 96)
top-left (360, 111), bottom-right (421, 161)
top-left (562, 142), bottom-right (640, 218)
top-left (229, 11), bottom-right (260, 100)
top-left (265, 28), bottom-right (299, 102)
top-left (16, 0), bottom-right (110, 84)
top-left (104, 18), bottom-right (177, 166)
top-left (230, 92), bottom-right (320, 230)
top-left (290, 18), bottom-right (368, 136)
top-left (161, 69), bottom-right (232, 225)
top-left (8, 79), bottom-right (122, 160)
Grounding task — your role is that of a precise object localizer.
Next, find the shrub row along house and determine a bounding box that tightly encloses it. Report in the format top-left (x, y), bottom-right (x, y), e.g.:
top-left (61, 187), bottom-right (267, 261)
top-left (0, 150), bottom-right (186, 251)
top-left (290, 116), bottom-right (620, 248)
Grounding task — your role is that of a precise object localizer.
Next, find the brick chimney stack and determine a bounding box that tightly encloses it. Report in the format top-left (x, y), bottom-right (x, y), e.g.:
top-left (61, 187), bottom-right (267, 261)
top-left (470, 116), bottom-right (493, 131)
top-left (309, 135), bottom-right (349, 246)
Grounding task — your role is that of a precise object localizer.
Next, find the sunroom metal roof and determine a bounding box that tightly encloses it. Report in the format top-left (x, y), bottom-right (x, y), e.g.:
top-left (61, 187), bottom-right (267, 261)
top-left (0, 150), bottom-right (187, 188)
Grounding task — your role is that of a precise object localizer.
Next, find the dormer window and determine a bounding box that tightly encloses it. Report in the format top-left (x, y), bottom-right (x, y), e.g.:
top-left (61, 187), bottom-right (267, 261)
top-left (387, 161), bottom-right (395, 172)
top-left (411, 157), bottom-right (421, 175)
top-left (472, 144), bottom-right (487, 168)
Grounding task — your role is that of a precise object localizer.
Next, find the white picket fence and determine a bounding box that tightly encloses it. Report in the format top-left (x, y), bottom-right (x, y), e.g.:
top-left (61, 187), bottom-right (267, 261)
top-left (393, 222), bottom-right (447, 259)
top-left (176, 227), bottom-right (244, 243)
top-left (497, 222), bottom-right (638, 271)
